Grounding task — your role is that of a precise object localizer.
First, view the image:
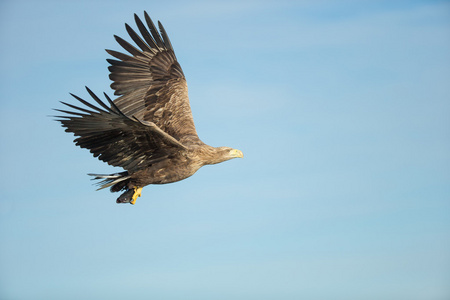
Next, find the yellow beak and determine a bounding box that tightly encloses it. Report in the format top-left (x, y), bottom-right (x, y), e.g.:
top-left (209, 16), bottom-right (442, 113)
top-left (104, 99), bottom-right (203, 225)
top-left (230, 149), bottom-right (244, 158)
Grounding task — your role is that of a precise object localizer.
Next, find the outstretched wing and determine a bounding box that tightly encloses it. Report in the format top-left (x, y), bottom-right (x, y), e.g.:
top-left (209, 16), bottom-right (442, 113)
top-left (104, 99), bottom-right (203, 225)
top-left (55, 87), bottom-right (187, 172)
top-left (107, 11), bottom-right (201, 146)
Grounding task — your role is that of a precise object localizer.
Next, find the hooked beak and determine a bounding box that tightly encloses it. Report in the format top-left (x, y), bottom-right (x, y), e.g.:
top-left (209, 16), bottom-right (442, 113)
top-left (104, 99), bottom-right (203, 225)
top-left (230, 149), bottom-right (244, 158)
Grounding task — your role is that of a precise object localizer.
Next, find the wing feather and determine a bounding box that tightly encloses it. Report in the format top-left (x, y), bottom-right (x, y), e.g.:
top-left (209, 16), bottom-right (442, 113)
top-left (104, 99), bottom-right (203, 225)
top-left (144, 11), bottom-right (164, 48)
top-left (106, 49), bottom-right (149, 65)
top-left (56, 88), bottom-right (186, 172)
top-left (125, 23), bottom-right (152, 53)
top-left (158, 21), bottom-right (173, 51)
top-left (113, 35), bottom-right (151, 58)
top-left (134, 13), bottom-right (158, 49)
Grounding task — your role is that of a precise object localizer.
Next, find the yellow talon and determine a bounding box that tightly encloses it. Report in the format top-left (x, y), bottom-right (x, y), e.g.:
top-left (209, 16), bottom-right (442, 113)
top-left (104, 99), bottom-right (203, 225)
top-left (130, 187), bottom-right (143, 205)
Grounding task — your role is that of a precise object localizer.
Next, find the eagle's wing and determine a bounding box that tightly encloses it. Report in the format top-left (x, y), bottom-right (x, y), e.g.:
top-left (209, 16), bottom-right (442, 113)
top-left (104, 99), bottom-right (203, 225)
top-left (56, 87), bottom-right (186, 172)
top-left (107, 11), bottom-right (201, 146)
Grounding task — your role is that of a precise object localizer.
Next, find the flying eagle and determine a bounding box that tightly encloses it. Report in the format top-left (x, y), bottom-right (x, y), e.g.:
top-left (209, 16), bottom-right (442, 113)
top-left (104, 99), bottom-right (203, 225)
top-left (56, 11), bottom-right (243, 204)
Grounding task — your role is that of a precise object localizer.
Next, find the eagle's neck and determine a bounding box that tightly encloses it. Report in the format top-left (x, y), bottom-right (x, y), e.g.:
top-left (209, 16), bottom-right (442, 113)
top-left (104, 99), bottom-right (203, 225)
top-left (194, 145), bottom-right (230, 166)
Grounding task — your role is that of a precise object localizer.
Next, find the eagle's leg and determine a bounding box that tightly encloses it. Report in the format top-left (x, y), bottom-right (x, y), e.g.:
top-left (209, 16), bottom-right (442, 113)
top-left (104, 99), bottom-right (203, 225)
top-left (130, 187), bottom-right (143, 205)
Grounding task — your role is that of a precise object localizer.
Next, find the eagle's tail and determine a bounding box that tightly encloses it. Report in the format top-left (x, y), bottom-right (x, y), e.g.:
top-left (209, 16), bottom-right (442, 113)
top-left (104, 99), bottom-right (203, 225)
top-left (88, 171), bottom-right (130, 192)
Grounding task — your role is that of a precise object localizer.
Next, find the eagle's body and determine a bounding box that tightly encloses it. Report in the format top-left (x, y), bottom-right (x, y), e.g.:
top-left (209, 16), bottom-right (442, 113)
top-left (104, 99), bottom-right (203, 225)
top-left (125, 145), bottom-right (233, 186)
top-left (56, 12), bottom-right (243, 204)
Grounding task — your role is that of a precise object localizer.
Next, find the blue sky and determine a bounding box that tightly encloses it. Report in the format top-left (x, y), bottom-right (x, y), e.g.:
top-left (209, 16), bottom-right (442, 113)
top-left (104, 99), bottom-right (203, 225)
top-left (1, 0), bottom-right (449, 299)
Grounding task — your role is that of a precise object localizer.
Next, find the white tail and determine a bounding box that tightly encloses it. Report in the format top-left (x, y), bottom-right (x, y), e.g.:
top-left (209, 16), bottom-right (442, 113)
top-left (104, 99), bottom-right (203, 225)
top-left (88, 172), bottom-right (130, 190)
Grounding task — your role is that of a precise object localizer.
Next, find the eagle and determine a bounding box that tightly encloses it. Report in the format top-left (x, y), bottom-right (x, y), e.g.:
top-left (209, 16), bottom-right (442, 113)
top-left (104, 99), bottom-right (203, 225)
top-left (56, 11), bottom-right (243, 205)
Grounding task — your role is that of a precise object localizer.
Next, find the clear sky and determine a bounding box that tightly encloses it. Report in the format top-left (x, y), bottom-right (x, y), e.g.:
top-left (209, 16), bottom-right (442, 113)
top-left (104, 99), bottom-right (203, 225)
top-left (0, 0), bottom-right (449, 299)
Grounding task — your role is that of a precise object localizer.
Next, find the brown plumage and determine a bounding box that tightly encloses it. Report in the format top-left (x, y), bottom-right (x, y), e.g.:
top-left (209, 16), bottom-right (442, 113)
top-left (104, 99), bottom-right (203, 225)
top-left (56, 11), bottom-right (243, 204)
